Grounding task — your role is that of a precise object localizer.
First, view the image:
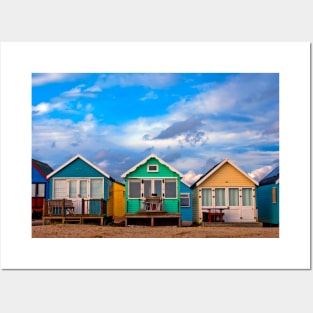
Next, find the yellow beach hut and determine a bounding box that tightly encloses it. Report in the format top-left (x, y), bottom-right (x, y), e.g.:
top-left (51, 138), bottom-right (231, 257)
top-left (108, 180), bottom-right (125, 223)
top-left (190, 158), bottom-right (259, 224)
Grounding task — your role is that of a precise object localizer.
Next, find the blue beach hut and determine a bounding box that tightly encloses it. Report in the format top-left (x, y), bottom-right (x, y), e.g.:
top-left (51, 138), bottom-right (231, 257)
top-left (256, 166), bottom-right (279, 225)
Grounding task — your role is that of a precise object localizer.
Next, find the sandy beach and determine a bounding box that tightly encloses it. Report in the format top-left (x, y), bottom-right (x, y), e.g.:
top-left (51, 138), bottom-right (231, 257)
top-left (32, 222), bottom-right (279, 238)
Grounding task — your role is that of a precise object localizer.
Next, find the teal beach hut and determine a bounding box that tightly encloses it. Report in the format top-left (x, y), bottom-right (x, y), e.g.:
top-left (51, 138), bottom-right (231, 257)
top-left (256, 166), bottom-right (279, 225)
top-left (46, 154), bottom-right (114, 217)
top-left (121, 154), bottom-right (183, 226)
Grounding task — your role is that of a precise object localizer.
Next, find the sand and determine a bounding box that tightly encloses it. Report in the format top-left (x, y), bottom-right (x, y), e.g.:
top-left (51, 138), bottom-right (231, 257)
top-left (32, 222), bottom-right (279, 238)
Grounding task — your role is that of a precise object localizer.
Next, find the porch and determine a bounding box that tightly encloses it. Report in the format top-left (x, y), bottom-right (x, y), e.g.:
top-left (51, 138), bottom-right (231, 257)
top-left (42, 198), bottom-right (110, 225)
top-left (125, 210), bottom-right (181, 227)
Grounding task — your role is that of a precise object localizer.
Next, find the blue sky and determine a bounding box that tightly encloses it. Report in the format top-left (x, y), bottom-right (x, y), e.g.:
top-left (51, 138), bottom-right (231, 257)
top-left (32, 73), bottom-right (279, 184)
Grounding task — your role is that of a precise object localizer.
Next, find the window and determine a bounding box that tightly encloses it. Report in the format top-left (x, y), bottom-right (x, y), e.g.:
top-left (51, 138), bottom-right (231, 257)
top-left (90, 179), bottom-right (103, 198)
top-left (143, 179), bottom-right (162, 197)
top-left (229, 188), bottom-right (239, 206)
top-left (215, 188), bottom-right (226, 206)
top-left (180, 193), bottom-right (190, 207)
top-left (202, 188), bottom-right (212, 207)
top-left (129, 179), bottom-right (141, 198)
top-left (143, 180), bottom-right (152, 197)
top-left (242, 188), bottom-right (252, 206)
top-left (272, 187), bottom-right (277, 203)
top-left (164, 179), bottom-right (177, 198)
top-left (147, 164), bottom-right (158, 172)
top-left (54, 179), bottom-right (67, 198)
top-left (32, 183), bottom-right (45, 197)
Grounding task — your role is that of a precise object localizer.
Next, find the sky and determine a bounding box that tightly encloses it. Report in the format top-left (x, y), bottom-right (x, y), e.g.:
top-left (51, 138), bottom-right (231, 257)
top-left (32, 73), bottom-right (279, 185)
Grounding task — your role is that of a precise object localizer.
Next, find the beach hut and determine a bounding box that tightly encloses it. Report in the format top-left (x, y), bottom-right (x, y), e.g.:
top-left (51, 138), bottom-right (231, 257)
top-left (108, 180), bottom-right (126, 223)
top-left (180, 181), bottom-right (192, 226)
top-left (256, 166), bottom-right (279, 225)
top-left (121, 154), bottom-right (183, 226)
top-left (45, 154), bottom-right (114, 224)
top-left (32, 159), bottom-right (53, 218)
top-left (190, 158), bottom-right (259, 224)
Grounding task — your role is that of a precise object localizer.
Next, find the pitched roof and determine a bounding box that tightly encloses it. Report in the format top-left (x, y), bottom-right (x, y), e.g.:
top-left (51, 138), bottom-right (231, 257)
top-left (121, 154), bottom-right (183, 178)
top-left (47, 154), bottom-right (112, 179)
top-left (190, 158), bottom-right (259, 188)
top-left (259, 166), bottom-right (279, 186)
top-left (32, 159), bottom-right (54, 177)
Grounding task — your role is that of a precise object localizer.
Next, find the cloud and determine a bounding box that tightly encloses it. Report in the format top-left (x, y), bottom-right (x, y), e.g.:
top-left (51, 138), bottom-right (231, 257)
top-left (182, 170), bottom-right (203, 186)
top-left (90, 73), bottom-right (179, 90)
top-left (140, 91), bottom-right (158, 101)
top-left (154, 116), bottom-right (203, 139)
top-left (32, 102), bottom-right (64, 115)
top-left (61, 84), bottom-right (97, 98)
top-left (32, 73), bottom-right (78, 86)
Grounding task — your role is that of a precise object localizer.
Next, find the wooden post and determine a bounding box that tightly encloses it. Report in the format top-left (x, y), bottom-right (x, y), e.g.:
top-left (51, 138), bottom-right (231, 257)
top-left (43, 199), bottom-right (46, 217)
top-left (62, 199), bottom-right (65, 216)
top-left (82, 198), bottom-right (85, 215)
top-left (100, 199), bottom-right (104, 216)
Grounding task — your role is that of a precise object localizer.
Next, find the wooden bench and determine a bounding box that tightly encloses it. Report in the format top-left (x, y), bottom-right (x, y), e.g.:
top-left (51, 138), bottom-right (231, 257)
top-left (46, 199), bottom-right (75, 216)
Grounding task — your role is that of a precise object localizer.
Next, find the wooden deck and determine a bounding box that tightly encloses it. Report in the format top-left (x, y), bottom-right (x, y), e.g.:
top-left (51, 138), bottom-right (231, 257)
top-left (125, 211), bottom-right (181, 227)
top-left (42, 215), bottom-right (107, 225)
top-left (42, 199), bottom-right (109, 226)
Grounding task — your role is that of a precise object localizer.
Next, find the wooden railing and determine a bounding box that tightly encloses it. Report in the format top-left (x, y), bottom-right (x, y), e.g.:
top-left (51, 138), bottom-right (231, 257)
top-left (43, 199), bottom-right (107, 217)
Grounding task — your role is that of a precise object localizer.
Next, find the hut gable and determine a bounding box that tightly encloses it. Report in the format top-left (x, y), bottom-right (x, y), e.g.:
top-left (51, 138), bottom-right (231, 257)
top-left (191, 158), bottom-right (258, 188)
top-left (47, 154), bottom-right (111, 179)
top-left (121, 154), bottom-right (183, 179)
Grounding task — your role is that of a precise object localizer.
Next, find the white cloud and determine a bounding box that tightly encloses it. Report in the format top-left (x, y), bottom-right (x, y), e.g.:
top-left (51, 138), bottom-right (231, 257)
top-left (61, 84), bottom-right (96, 98)
top-left (140, 91), bottom-right (158, 101)
top-left (32, 102), bottom-right (63, 115)
top-left (249, 165), bottom-right (273, 182)
top-left (32, 73), bottom-right (74, 86)
top-left (182, 170), bottom-right (203, 186)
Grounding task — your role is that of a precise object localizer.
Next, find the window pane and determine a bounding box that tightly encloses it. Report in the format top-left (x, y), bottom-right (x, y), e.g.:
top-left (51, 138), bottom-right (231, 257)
top-left (37, 183), bottom-right (45, 197)
top-left (90, 179), bottom-right (103, 198)
top-left (54, 180), bottom-right (67, 198)
top-left (242, 188), bottom-right (252, 206)
top-left (202, 188), bottom-right (212, 206)
top-left (229, 188), bottom-right (239, 206)
top-left (154, 180), bottom-right (162, 196)
top-left (129, 180), bottom-right (141, 198)
top-left (272, 187), bottom-right (277, 203)
top-left (80, 180), bottom-right (87, 198)
top-left (181, 194), bottom-right (190, 207)
top-left (69, 180), bottom-right (77, 198)
top-left (215, 188), bottom-right (225, 206)
top-left (32, 184), bottom-right (36, 197)
top-left (165, 180), bottom-right (177, 198)
top-left (144, 180), bottom-right (151, 197)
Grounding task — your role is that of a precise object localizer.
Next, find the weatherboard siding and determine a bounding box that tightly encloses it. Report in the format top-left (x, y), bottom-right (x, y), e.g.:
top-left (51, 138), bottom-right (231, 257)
top-left (49, 158), bottom-right (110, 200)
top-left (52, 158), bottom-right (104, 178)
top-left (180, 182), bottom-right (192, 222)
top-left (199, 163), bottom-right (255, 188)
top-left (124, 157), bottom-right (181, 214)
top-left (257, 184), bottom-right (279, 224)
top-left (192, 189), bottom-right (200, 224)
top-left (126, 158), bottom-right (178, 178)
top-left (108, 182), bottom-right (125, 217)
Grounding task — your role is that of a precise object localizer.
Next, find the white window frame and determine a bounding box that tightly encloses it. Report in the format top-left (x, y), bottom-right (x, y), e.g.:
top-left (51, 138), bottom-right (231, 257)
top-left (164, 179), bottom-right (177, 199)
top-left (128, 179), bottom-right (142, 199)
top-left (200, 187), bottom-right (254, 208)
top-left (147, 164), bottom-right (159, 172)
top-left (180, 193), bottom-right (190, 207)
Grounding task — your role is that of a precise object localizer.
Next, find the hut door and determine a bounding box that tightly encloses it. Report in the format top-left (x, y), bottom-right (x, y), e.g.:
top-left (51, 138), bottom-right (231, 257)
top-left (68, 179), bottom-right (89, 214)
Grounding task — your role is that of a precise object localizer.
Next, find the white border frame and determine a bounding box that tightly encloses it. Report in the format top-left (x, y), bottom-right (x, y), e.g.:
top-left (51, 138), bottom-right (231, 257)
top-left (0, 42), bottom-right (311, 269)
